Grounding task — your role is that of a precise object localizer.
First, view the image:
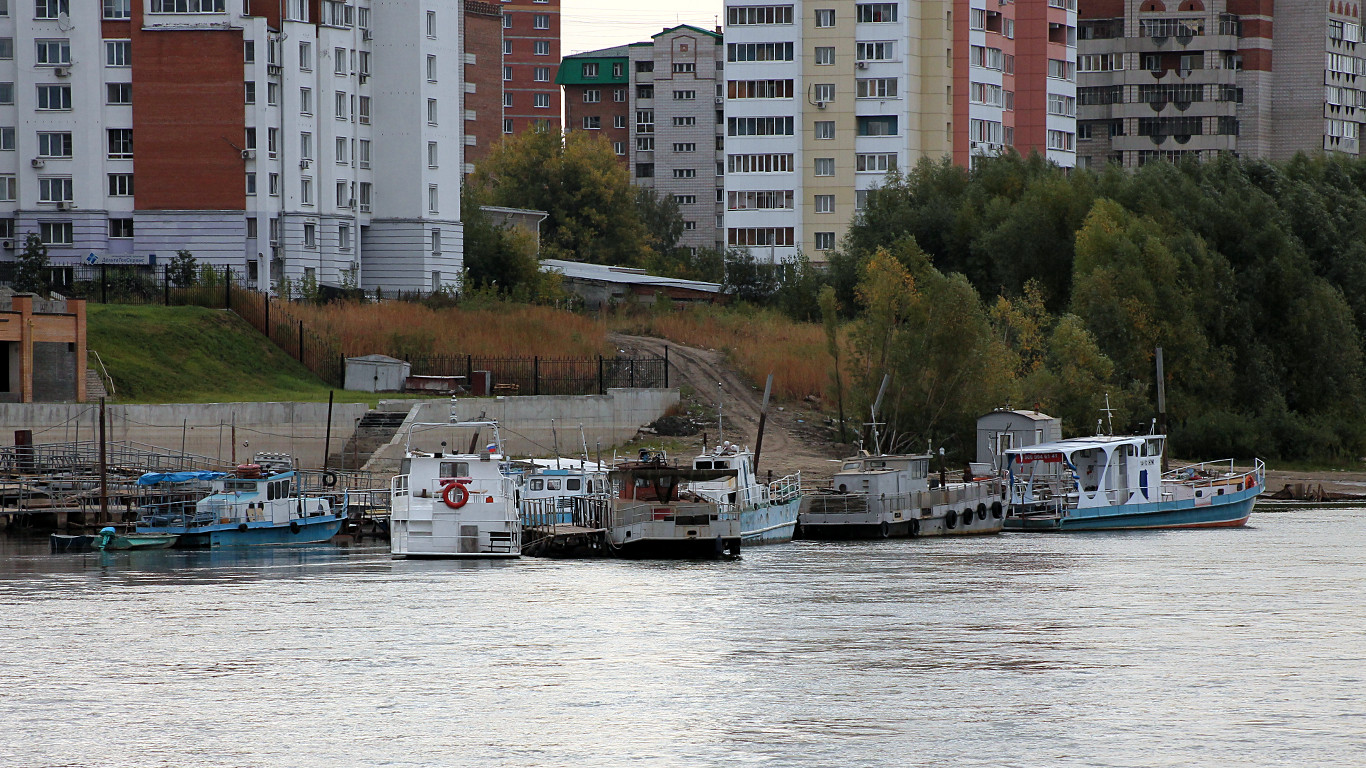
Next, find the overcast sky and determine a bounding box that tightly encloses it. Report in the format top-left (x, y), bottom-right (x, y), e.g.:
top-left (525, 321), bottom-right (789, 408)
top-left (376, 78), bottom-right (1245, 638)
top-left (561, 0), bottom-right (726, 56)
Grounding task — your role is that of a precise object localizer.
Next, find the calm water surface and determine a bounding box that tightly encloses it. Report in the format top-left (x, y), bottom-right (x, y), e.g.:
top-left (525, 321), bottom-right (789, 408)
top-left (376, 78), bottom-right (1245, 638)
top-left (1, 508), bottom-right (1363, 767)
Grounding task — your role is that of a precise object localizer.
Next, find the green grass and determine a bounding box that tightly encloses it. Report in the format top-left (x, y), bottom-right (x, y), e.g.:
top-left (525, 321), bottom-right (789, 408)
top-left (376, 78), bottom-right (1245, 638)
top-left (87, 304), bottom-right (396, 405)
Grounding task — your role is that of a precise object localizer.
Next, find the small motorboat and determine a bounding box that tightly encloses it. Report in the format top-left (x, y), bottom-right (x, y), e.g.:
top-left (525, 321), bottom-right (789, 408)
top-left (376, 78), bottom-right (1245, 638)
top-left (93, 527), bottom-right (180, 551)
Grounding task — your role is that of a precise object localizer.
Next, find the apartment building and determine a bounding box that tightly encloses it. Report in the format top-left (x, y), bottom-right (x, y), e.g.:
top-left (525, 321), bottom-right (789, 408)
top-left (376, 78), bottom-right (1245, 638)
top-left (464, 0), bottom-right (505, 174)
top-left (561, 27), bottom-right (726, 253)
top-left (723, 0), bottom-right (1075, 262)
top-left (501, 0), bottom-right (560, 135)
top-left (0, 0), bottom-right (464, 295)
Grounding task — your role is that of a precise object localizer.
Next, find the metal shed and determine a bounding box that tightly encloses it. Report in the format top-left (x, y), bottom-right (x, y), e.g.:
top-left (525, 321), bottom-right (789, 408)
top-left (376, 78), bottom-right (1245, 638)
top-left (344, 354), bottom-right (411, 393)
top-left (976, 409), bottom-right (1062, 470)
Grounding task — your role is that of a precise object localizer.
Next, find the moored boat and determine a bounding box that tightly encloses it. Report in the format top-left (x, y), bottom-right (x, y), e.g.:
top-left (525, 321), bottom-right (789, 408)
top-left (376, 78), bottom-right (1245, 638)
top-left (93, 527), bottom-right (179, 551)
top-left (1003, 434), bottom-right (1264, 531)
top-left (686, 442), bottom-right (802, 545)
top-left (604, 450), bottom-right (741, 558)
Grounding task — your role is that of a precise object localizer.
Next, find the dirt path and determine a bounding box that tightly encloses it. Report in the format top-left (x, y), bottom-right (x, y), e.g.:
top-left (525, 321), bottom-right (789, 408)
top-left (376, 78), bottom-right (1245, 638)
top-left (610, 333), bottom-right (846, 484)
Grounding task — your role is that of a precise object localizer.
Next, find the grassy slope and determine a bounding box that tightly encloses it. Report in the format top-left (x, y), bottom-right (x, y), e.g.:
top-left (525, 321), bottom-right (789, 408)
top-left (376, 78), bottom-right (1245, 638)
top-left (87, 305), bottom-right (353, 404)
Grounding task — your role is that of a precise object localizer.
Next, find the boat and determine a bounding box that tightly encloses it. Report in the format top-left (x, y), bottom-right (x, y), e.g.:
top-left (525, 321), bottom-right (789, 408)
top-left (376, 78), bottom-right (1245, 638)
top-left (798, 452), bottom-right (1005, 539)
top-left (685, 442), bottom-right (802, 545)
top-left (1002, 433), bottom-right (1264, 530)
top-left (513, 458), bottom-right (610, 527)
top-left (93, 526), bottom-right (179, 551)
top-left (389, 420), bottom-right (521, 558)
top-left (134, 456), bottom-right (345, 547)
top-left (604, 449), bottom-right (742, 558)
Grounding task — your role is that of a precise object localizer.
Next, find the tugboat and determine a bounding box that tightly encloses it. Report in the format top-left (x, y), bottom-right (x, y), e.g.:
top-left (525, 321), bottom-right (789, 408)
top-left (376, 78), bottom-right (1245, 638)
top-left (686, 442), bottom-right (802, 545)
top-left (606, 449), bottom-right (742, 558)
top-left (389, 420), bottom-right (521, 558)
top-left (1003, 432), bottom-right (1264, 530)
top-left (135, 454), bottom-right (345, 547)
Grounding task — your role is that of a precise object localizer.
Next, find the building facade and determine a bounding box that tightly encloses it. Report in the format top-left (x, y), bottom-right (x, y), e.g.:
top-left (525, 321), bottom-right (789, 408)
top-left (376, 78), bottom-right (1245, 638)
top-left (501, 0), bottom-right (560, 135)
top-left (463, 0), bottom-right (505, 175)
top-left (0, 0), bottom-right (465, 295)
top-left (722, 0), bottom-right (1076, 262)
top-left (559, 46), bottom-right (631, 159)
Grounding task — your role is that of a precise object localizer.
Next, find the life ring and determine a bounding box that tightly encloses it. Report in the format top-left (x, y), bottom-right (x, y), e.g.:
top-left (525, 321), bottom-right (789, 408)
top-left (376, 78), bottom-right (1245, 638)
top-left (945, 510), bottom-right (957, 529)
top-left (977, 503), bottom-right (988, 522)
top-left (237, 523), bottom-right (249, 533)
top-left (879, 520), bottom-right (890, 538)
top-left (442, 481), bottom-right (470, 509)
top-left (289, 521), bottom-right (301, 534)
top-left (990, 501), bottom-right (1003, 519)
top-left (321, 471), bottom-right (338, 487)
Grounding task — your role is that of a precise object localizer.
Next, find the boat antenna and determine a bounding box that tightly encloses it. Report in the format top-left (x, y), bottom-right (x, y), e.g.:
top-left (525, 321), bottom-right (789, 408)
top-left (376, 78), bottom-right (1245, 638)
top-left (579, 424), bottom-right (590, 467)
top-left (869, 373), bottom-right (890, 455)
top-left (716, 381), bottom-right (725, 448)
top-left (1101, 393), bottom-right (1116, 435)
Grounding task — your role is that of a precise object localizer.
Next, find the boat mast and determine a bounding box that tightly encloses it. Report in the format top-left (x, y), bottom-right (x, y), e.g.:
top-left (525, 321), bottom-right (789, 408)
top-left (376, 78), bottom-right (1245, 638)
top-left (869, 374), bottom-right (890, 455)
top-left (753, 372), bottom-right (773, 473)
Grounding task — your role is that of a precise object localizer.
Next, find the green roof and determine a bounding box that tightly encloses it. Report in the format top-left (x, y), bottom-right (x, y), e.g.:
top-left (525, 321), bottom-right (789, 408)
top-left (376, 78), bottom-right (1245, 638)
top-left (555, 51), bottom-right (629, 86)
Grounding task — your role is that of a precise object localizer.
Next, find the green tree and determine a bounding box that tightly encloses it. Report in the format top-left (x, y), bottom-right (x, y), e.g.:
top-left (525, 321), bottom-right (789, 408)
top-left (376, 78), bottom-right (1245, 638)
top-left (468, 129), bottom-right (647, 266)
top-left (167, 250), bottom-right (197, 287)
top-left (12, 233), bottom-right (49, 294)
top-left (635, 187), bottom-right (684, 259)
top-left (460, 190), bottom-right (549, 296)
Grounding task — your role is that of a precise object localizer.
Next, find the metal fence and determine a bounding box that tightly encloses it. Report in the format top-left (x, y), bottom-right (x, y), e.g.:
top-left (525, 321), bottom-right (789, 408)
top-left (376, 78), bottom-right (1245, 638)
top-left (406, 353), bottom-right (668, 395)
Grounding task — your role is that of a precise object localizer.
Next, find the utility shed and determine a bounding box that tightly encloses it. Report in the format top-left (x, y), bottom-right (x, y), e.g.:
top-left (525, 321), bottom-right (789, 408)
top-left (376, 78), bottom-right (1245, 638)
top-left (976, 409), bottom-right (1062, 470)
top-left (542, 259), bottom-right (721, 309)
top-left (344, 355), bottom-right (411, 392)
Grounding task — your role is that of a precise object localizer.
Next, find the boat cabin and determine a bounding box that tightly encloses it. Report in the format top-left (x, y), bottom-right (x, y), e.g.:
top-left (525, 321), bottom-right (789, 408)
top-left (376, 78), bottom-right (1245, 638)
top-left (1005, 434), bottom-right (1165, 509)
top-left (689, 442), bottom-right (761, 507)
top-left (829, 454), bottom-right (931, 498)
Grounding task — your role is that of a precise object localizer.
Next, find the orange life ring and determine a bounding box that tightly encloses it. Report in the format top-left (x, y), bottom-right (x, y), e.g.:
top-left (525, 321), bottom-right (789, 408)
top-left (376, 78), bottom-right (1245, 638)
top-left (441, 481), bottom-right (470, 509)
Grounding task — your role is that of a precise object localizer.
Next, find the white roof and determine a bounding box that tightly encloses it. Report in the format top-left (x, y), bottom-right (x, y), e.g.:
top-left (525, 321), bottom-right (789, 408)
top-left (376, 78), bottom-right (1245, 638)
top-left (982, 409), bottom-right (1055, 422)
top-left (1005, 434), bottom-right (1163, 455)
top-left (541, 259), bottom-right (722, 294)
top-left (347, 354), bottom-right (406, 364)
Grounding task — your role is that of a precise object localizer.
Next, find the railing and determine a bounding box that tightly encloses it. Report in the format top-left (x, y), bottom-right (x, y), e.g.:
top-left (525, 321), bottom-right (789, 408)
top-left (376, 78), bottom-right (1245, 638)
top-left (610, 500), bottom-right (738, 529)
top-left (1163, 458), bottom-right (1265, 489)
top-left (522, 495), bottom-right (611, 530)
top-left (406, 354), bottom-right (668, 395)
top-left (0, 440), bottom-right (228, 475)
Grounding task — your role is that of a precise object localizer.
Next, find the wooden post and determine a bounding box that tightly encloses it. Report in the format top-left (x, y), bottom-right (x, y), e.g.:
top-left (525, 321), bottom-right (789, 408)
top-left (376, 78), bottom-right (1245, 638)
top-left (264, 297), bottom-right (270, 339)
top-left (1156, 346), bottom-right (1168, 472)
top-left (13, 295), bottom-right (34, 403)
top-left (72, 298), bottom-right (87, 403)
top-left (323, 390), bottom-right (334, 470)
top-left (753, 373), bottom-right (773, 472)
top-left (98, 397), bottom-right (108, 525)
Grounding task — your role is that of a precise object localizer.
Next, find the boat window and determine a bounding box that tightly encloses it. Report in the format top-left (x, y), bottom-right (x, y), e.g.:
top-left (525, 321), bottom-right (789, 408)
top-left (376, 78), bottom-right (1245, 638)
top-left (547, 479), bottom-right (561, 490)
top-left (529, 479), bottom-right (544, 491)
top-left (696, 461), bottom-right (712, 469)
top-left (843, 462), bottom-right (860, 470)
top-left (440, 461), bottom-right (469, 477)
top-left (714, 461), bottom-right (729, 469)
top-left (267, 481), bottom-right (277, 500)
top-left (225, 480), bottom-right (255, 492)
top-left (912, 461), bottom-right (928, 479)
top-left (566, 478), bottom-right (581, 491)
top-left (400, 458), bottom-right (412, 475)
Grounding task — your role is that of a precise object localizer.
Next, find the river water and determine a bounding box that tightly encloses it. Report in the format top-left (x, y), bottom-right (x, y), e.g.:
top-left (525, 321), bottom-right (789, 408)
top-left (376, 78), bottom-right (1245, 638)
top-left (1, 507), bottom-right (1363, 768)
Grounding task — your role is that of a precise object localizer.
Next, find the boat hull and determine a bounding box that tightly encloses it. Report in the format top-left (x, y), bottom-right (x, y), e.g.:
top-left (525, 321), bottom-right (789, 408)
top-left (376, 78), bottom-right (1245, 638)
top-left (172, 516), bottom-right (345, 547)
top-left (1005, 488), bottom-right (1259, 532)
top-left (612, 535), bottom-right (741, 559)
top-left (740, 499), bottom-right (801, 545)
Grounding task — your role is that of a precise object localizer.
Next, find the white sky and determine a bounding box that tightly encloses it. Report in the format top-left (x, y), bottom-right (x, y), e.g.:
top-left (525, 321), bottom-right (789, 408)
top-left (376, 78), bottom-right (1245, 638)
top-left (561, 0), bottom-right (727, 56)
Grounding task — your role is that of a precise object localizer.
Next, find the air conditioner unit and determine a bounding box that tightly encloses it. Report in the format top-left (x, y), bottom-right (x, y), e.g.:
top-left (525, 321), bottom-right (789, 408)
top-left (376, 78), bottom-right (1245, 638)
top-left (856, 61), bottom-right (868, 69)
top-left (241, 149), bottom-right (256, 160)
top-left (53, 66), bottom-right (70, 77)
top-left (299, 159), bottom-right (311, 169)
top-left (362, 29), bottom-right (372, 41)
top-left (1, 240), bottom-right (13, 250)
top-left (31, 158), bottom-right (45, 168)
top-left (816, 101), bottom-right (827, 109)
top-left (57, 201), bottom-right (74, 210)
top-left (714, 97), bottom-right (724, 105)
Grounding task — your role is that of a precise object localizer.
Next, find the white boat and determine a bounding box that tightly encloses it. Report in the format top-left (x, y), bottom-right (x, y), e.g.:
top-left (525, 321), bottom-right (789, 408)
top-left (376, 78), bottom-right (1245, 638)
top-left (1003, 433), bottom-right (1264, 531)
top-left (686, 442), bottom-right (802, 545)
top-left (798, 452), bottom-right (1005, 538)
top-left (605, 450), bottom-right (742, 558)
top-left (389, 420), bottom-right (521, 558)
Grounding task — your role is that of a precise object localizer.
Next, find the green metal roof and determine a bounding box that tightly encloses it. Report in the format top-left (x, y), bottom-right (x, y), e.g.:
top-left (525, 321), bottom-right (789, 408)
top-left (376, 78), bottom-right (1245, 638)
top-left (555, 51), bottom-right (629, 85)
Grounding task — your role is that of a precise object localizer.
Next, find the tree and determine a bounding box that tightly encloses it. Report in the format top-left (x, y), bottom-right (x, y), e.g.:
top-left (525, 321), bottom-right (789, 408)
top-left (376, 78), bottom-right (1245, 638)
top-left (167, 250), bottom-right (197, 287)
top-left (819, 285), bottom-right (848, 441)
top-left (12, 233), bottom-right (49, 294)
top-left (635, 187), bottom-right (684, 259)
top-left (460, 189), bottom-right (549, 297)
top-left (468, 129), bottom-right (647, 266)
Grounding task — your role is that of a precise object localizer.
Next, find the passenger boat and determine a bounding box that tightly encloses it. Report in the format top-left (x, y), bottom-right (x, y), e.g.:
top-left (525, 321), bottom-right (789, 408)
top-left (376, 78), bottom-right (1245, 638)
top-left (685, 442), bottom-right (802, 545)
top-left (604, 449), bottom-right (741, 558)
top-left (135, 456), bottom-right (345, 547)
top-left (513, 458), bottom-right (610, 527)
top-left (93, 527), bottom-right (179, 551)
top-left (1003, 433), bottom-right (1264, 530)
top-left (798, 452), bottom-right (1005, 539)
top-left (389, 420), bottom-right (521, 558)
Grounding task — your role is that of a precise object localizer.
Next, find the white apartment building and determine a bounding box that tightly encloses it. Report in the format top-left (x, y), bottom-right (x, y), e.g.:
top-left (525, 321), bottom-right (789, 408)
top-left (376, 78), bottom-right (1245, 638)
top-left (0, 0), bottom-right (463, 295)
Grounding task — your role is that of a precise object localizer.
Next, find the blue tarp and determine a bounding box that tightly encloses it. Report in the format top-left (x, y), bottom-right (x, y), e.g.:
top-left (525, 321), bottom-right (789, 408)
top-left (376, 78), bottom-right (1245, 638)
top-left (136, 471), bottom-right (230, 486)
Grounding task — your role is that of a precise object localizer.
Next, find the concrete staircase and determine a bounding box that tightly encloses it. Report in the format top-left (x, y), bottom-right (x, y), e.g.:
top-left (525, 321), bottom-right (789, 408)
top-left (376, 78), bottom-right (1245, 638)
top-left (85, 368), bottom-right (109, 400)
top-left (329, 410), bottom-right (408, 470)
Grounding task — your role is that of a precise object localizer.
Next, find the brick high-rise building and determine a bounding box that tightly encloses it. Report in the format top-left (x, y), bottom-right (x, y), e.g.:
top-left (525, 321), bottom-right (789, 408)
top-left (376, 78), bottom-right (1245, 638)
top-left (463, 0), bottom-right (506, 175)
top-left (560, 46), bottom-right (631, 160)
top-left (501, 0), bottom-right (561, 135)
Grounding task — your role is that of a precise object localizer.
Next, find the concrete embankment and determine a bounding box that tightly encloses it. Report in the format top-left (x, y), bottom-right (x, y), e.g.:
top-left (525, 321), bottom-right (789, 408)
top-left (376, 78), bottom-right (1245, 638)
top-left (0, 388), bottom-right (679, 469)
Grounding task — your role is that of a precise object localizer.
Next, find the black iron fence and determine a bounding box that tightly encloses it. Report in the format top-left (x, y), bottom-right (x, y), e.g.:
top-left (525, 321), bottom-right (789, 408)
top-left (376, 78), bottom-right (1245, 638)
top-left (406, 353), bottom-right (668, 395)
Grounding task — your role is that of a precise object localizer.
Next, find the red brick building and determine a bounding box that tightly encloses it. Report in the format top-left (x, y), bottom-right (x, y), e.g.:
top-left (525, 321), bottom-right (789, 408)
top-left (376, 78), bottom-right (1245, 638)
top-left (558, 46), bottom-right (631, 162)
top-left (464, 0), bottom-right (506, 174)
top-left (501, 0), bottom-right (561, 134)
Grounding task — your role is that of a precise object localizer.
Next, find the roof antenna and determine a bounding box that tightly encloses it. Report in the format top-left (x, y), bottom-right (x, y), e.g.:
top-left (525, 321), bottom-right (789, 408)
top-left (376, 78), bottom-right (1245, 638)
top-left (1101, 393), bottom-right (1116, 436)
top-left (868, 373), bottom-right (890, 455)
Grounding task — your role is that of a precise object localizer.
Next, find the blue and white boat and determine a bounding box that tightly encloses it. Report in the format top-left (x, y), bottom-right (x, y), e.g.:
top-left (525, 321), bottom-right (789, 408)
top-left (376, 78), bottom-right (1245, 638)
top-left (1003, 434), bottom-right (1264, 531)
top-left (135, 454), bottom-right (345, 547)
top-left (686, 443), bottom-right (802, 545)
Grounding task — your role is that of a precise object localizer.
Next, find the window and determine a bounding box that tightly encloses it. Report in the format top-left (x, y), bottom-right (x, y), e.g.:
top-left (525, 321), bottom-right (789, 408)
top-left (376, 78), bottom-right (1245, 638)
top-left (106, 83), bottom-right (132, 104)
top-left (673, 116), bottom-right (696, 126)
top-left (336, 180), bottom-right (348, 207)
top-left (333, 47), bottom-right (347, 75)
top-left (533, 13), bottom-right (549, 29)
top-left (359, 139), bottom-right (370, 168)
top-left (335, 91), bottom-right (347, 119)
top-left (503, 65), bottom-right (513, 82)
top-left (583, 89), bottom-right (600, 103)
top-left (613, 141), bottom-right (626, 155)
top-left (814, 157), bottom-right (834, 176)
top-left (426, 9), bottom-right (437, 37)
top-left (299, 41), bottom-right (312, 70)
top-left (40, 222), bottom-right (73, 246)
top-left (636, 110), bottom-right (654, 133)
top-left (534, 67), bottom-right (550, 82)
top-left (359, 96), bottom-right (370, 123)
top-left (814, 46), bottom-right (835, 66)
top-left (814, 232), bottom-right (835, 251)
top-left (856, 3), bottom-right (896, 22)
top-left (534, 93), bottom-right (550, 108)
top-left (38, 177), bottom-right (73, 202)
top-left (727, 227), bottom-right (794, 246)
top-left (103, 0), bottom-right (130, 19)
top-left (303, 222), bottom-right (317, 247)
top-left (267, 127), bottom-right (278, 156)
top-left (1046, 129), bottom-right (1075, 151)
top-left (107, 129), bottom-right (133, 158)
top-left (856, 42), bottom-right (893, 61)
top-left (856, 78), bottom-right (896, 98)
top-left (1047, 93), bottom-right (1076, 117)
top-left (109, 218), bottom-right (133, 238)
top-left (726, 190), bottom-right (793, 210)
top-left (299, 132), bottom-right (312, 160)
top-left (1048, 59), bottom-right (1075, 81)
top-left (673, 142), bottom-right (696, 152)
top-left (424, 141), bottom-right (438, 168)
top-left (673, 62), bottom-right (695, 73)
top-left (636, 163), bottom-right (654, 178)
top-left (105, 40), bottom-right (131, 67)
top-left (427, 98), bottom-right (438, 124)
top-left (301, 177), bottom-right (313, 205)
top-left (815, 8), bottom-right (834, 26)
top-left (268, 173), bottom-right (279, 195)
top-left (503, 118), bottom-right (514, 134)
top-left (244, 81), bottom-right (256, 104)
top-left (36, 84), bottom-right (71, 110)
top-left (246, 173), bottom-right (256, 195)
top-left (673, 90), bottom-right (696, 100)
top-left (243, 40), bottom-right (254, 63)
top-left (359, 182), bottom-right (372, 211)
top-left (614, 88), bottom-right (626, 102)
top-left (814, 194), bottom-right (834, 213)
top-left (582, 116), bottom-right (601, 129)
top-left (613, 115), bottom-right (628, 129)
top-left (727, 116), bottom-right (794, 136)
top-left (727, 153), bottom-right (793, 173)
top-left (673, 168), bottom-right (696, 178)
top-left (0, 175), bottom-right (14, 202)
top-left (856, 115), bottom-right (897, 136)
top-left (335, 136), bottom-right (348, 164)
top-left (427, 184), bottom-right (439, 213)
top-left (856, 153), bottom-right (896, 172)
top-left (581, 62), bottom-right (599, 78)
top-left (674, 194), bottom-right (697, 205)
top-left (727, 5), bottom-right (793, 24)
top-left (0, 128), bottom-right (11, 150)
top-left (108, 173), bottom-right (134, 196)
top-left (813, 83), bottom-right (834, 103)
top-left (293, 87), bottom-right (308, 114)
top-left (36, 0), bottom-right (68, 19)
top-left (637, 85), bottom-right (654, 99)
top-left (504, 92), bottom-right (514, 108)
top-left (35, 39), bottom-right (70, 65)
top-left (727, 79), bottom-right (793, 99)
top-left (150, 0), bottom-right (226, 11)
top-left (267, 82), bottom-right (279, 105)
top-left (427, 54), bottom-right (437, 81)
top-left (534, 40), bottom-right (549, 55)
top-left (684, 221), bottom-right (697, 231)
top-left (0, 84), bottom-right (13, 105)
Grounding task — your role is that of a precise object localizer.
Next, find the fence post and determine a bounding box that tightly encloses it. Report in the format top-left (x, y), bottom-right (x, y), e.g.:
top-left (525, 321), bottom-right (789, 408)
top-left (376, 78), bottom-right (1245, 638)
top-left (663, 346), bottom-right (669, 388)
top-left (224, 267), bottom-right (231, 310)
top-left (598, 355), bottom-right (604, 395)
top-left (298, 319), bottom-right (304, 361)
top-left (466, 354), bottom-right (472, 382)
top-left (533, 356), bottom-right (539, 396)
top-left (163, 265), bottom-right (170, 305)
top-left (339, 355), bottom-right (346, 388)
top-left (264, 297), bottom-right (270, 339)
top-left (630, 359), bottom-right (635, 388)
top-left (100, 265), bottom-right (107, 303)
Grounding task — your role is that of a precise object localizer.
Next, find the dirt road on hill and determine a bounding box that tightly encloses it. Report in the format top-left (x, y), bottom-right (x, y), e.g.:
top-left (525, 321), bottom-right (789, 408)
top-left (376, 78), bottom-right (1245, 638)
top-left (610, 333), bottom-right (847, 485)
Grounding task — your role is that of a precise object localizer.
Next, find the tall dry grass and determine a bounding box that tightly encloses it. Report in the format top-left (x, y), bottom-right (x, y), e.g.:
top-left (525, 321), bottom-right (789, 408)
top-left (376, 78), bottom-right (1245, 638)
top-left (286, 300), bottom-right (610, 358)
top-left (610, 306), bottom-right (848, 403)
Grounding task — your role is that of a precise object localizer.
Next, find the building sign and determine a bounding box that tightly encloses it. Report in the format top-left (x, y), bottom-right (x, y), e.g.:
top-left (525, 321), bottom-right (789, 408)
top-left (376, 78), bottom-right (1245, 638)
top-left (82, 253), bottom-right (157, 266)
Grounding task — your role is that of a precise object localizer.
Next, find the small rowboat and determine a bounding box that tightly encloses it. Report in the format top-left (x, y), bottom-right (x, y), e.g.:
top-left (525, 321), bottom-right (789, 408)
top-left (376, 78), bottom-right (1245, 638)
top-left (93, 527), bottom-right (179, 551)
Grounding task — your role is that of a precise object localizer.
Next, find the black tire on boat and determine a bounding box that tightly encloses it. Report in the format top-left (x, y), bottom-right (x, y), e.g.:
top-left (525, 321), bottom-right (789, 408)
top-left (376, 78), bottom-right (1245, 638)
top-left (237, 523), bottom-right (248, 532)
top-left (977, 504), bottom-right (988, 522)
top-left (321, 471), bottom-right (338, 487)
top-left (879, 521), bottom-right (890, 538)
top-left (945, 510), bottom-right (957, 529)
top-left (290, 521), bottom-right (301, 534)
top-left (991, 502), bottom-right (1003, 519)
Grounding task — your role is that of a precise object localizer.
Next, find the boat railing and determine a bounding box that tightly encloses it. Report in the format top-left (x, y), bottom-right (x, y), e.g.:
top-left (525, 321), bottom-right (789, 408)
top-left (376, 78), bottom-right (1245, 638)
top-left (522, 495), bottom-right (612, 530)
top-left (610, 500), bottom-right (738, 529)
top-left (137, 499), bottom-right (212, 529)
top-left (1163, 458), bottom-right (1265, 490)
top-left (767, 471), bottom-right (802, 505)
top-left (1009, 476), bottom-right (1074, 511)
top-left (872, 478), bottom-right (1004, 516)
